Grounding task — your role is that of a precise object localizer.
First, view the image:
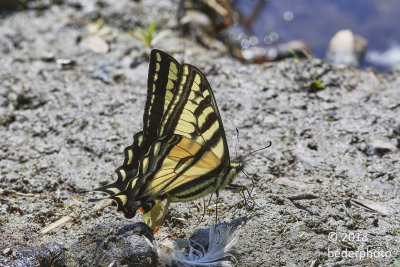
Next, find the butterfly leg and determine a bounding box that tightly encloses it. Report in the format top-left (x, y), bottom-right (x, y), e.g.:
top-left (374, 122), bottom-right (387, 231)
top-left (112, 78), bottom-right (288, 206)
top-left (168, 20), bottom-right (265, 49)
top-left (215, 190), bottom-right (219, 224)
top-left (194, 196), bottom-right (209, 228)
top-left (227, 183), bottom-right (259, 209)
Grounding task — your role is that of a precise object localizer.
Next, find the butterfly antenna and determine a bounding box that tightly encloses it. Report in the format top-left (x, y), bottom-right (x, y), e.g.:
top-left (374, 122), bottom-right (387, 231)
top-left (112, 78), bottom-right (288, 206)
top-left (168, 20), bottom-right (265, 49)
top-left (239, 141), bottom-right (272, 162)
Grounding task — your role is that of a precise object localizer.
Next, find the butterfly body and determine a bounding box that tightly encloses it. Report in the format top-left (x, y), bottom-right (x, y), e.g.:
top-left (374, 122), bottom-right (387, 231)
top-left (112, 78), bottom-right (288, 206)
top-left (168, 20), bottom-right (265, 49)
top-left (94, 50), bottom-right (243, 219)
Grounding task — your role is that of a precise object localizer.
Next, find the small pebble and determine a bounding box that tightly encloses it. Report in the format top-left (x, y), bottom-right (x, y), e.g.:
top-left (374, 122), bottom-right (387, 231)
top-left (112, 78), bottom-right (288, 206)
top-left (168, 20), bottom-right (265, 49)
top-left (359, 140), bottom-right (396, 156)
top-left (80, 36), bottom-right (110, 54)
top-left (56, 59), bottom-right (76, 70)
top-left (41, 52), bottom-right (55, 62)
top-left (393, 124), bottom-right (400, 136)
top-left (3, 247), bottom-right (10, 255)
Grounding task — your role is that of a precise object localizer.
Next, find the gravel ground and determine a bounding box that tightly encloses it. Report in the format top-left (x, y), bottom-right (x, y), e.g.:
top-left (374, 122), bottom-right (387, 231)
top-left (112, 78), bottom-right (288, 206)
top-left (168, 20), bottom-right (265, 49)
top-left (1, 0), bottom-right (400, 266)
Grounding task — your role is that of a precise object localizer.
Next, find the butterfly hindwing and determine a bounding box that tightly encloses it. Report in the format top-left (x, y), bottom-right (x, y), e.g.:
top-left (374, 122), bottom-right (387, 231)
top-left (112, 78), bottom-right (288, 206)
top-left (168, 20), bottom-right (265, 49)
top-left (92, 131), bottom-right (144, 195)
top-left (138, 135), bottom-right (224, 202)
top-left (112, 132), bottom-right (240, 218)
top-left (109, 135), bottom-right (182, 218)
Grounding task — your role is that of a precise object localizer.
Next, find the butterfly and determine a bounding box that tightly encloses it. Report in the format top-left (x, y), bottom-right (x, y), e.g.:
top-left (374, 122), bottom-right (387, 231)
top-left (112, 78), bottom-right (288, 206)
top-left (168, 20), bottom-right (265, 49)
top-left (92, 49), bottom-right (244, 219)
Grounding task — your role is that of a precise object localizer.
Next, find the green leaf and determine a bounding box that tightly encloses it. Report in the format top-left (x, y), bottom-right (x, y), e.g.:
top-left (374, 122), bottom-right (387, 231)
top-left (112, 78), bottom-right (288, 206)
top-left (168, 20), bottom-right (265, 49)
top-left (147, 21), bottom-right (156, 40)
top-left (308, 80), bottom-right (324, 92)
top-left (65, 203), bottom-right (76, 210)
top-left (260, 81), bottom-right (269, 91)
top-left (137, 28), bottom-right (148, 41)
top-left (129, 31), bottom-right (145, 42)
top-left (129, 22), bottom-right (160, 48)
top-left (392, 259), bottom-right (400, 267)
top-left (311, 80), bottom-right (323, 89)
top-left (151, 29), bottom-right (171, 46)
top-left (288, 48), bottom-right (299, 63)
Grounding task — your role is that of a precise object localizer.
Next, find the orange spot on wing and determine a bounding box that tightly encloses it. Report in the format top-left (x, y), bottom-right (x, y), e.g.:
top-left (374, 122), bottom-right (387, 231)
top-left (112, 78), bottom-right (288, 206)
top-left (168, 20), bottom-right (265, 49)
top-left (136, 206), bottom-right (144, 213)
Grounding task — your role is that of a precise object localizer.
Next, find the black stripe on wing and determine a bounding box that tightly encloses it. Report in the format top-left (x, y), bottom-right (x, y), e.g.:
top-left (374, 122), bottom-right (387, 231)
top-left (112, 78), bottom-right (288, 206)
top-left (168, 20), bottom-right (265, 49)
top-left (159, 64), bottom-right (230, 165)
top-left (92, 50), bottom-right (181, 196)
top-left (134, 135), bottom-right (225, 202)
top-left (109, 135), bottom-right (182, 218)
top-left (144, 49), bottom-right (180, 144)
top-left (92, 131), bottom-right (144, 195)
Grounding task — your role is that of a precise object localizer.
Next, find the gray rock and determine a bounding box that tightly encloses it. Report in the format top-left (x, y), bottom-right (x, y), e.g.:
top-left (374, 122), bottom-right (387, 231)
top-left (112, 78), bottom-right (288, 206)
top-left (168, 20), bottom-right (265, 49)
top-left (69, 222), bottom-right (157, 267)
top-left (326, 29), bottom-right (368, 67)
top-left (0, 242), bottom-right (64, 267)
top-left (359, 140), bottom-right (397, 156)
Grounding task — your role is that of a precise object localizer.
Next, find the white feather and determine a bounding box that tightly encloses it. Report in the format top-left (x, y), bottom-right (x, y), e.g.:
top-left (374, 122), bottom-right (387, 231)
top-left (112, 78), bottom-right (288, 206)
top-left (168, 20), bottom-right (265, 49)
top-left (173, 224), bottom-right (237, 267)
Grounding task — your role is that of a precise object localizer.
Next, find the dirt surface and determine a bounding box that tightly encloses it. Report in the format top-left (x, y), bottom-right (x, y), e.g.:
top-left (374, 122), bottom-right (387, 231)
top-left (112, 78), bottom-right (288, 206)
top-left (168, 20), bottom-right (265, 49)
top-left (1, 0), bottom-right (400, 266)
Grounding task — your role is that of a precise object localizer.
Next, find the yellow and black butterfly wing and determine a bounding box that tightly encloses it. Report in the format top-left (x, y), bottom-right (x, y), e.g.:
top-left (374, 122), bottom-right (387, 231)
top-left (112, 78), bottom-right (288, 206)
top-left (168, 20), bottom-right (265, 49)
top-left (142, 64), bottom-right (241, 201)
top-left (159, 64), bottom-right (230, 165)
top-left (143, 49), bottom-right (180, 143)
top-left (110, 64), bottom-right (243, 218)
top-left (109, 134), bottom-right (226, 217)
top-left (137, 135), bottom-right (226, 202)
top-left (93, 50), bottom-right (180, 195)
top-left (108, 135), bottom-right (181, 217)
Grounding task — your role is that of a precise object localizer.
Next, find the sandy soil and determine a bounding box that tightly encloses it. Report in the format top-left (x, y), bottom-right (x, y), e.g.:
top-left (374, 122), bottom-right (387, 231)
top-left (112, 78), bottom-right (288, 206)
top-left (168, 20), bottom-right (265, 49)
top-left (1, 0), bottom-right (399, 266)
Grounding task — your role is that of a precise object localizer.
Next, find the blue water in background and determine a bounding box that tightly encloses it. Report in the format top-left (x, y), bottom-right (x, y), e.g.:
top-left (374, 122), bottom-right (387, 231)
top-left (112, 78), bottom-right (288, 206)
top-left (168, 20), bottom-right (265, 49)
top-left (232, 0), bottom-right (400, 71)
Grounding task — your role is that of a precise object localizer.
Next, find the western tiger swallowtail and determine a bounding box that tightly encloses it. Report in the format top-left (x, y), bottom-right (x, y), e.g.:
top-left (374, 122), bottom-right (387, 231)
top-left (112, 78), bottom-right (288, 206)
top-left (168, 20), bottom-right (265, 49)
top-left (93, 49), bottom-right (244, 219)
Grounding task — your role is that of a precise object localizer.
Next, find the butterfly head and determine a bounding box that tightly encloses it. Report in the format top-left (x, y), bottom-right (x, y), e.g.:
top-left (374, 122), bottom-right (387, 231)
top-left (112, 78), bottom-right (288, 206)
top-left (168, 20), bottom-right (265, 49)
top-left (226, 161), bottom-right (245, 185)
top-left (232, 161), bottom-right (245, 173)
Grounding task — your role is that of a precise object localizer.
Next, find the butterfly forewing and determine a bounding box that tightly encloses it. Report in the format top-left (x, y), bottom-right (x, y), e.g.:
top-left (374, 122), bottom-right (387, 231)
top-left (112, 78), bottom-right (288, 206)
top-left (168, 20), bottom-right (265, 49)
top-left (93, 50), bottom-right (180, 196)
top-left (130, 64), bottom-right (235, 203)
top-left (159, 64), bottom-right (230, 165)
top-left (144, 49), bottom-right (180, 143)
